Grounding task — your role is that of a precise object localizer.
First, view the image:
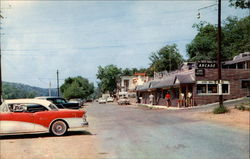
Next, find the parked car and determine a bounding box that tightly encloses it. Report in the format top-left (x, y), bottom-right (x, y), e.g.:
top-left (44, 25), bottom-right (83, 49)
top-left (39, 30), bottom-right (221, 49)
top-left (98, 98), bottom-right (106, 104)
top-left (107, 97), bottom-right (114, 102)
top-left (35, 96), bottom-right (80, 109)
top-left (69, 98), bottom-right (85, 107)
top-left (117, 97), bottom-right (130, 105)
top-left (0, 99), bottom-right (88, 136)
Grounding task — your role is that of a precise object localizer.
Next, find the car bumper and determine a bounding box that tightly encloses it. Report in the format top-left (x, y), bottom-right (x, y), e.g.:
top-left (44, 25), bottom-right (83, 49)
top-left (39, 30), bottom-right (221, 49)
top-left (81, 121), bottom-right (89, 127)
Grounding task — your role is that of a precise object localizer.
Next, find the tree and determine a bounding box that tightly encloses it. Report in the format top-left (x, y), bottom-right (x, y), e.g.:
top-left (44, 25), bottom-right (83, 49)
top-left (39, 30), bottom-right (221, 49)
top-left (229, 0), bottom-right (250, 9)
top-left (96, 65), bottom-right (122, 94)
top-left (60, 76), bottom-right (94, 100)
top-left (187, 16), bottom-right (250, 61)
top-left (186, 22), bottom-right (217, 61)
top-left (149, 44), bottom-right (184, 72)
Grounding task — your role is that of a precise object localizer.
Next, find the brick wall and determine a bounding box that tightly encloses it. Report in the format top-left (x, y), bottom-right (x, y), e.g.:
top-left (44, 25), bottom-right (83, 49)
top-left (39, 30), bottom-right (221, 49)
top-left (194, 69), bottom-right (250, 105)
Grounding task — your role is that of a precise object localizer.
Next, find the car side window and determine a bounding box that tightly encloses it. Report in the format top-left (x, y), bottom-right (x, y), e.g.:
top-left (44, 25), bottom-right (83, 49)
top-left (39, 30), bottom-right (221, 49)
top-left (26, 104), bottom-right (48, 113)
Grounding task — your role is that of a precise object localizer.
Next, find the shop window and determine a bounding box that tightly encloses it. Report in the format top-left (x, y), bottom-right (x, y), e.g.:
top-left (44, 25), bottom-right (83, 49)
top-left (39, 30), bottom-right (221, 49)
top-left (242, 80), bottom-right (250, 89)
top-left (197, 84), bottom-right (206, 94)
top-left (208, 84), bottom-right (218, 93)
top-left (197, 81), bottom-right (230, 95)
top-left (222, 84), bottom-right (229, 93)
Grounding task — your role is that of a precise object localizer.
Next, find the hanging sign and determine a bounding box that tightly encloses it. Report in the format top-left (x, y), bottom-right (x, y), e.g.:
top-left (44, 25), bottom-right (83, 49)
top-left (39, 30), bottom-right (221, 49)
top-left (195, 69), bottom-right (205, 76)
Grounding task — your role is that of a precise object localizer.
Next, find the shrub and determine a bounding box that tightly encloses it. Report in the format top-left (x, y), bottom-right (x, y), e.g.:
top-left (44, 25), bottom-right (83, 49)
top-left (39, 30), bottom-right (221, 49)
top-left (235, 105), bottom-right (250, 111)
top-left (213, 106), bottom-right (229, 114)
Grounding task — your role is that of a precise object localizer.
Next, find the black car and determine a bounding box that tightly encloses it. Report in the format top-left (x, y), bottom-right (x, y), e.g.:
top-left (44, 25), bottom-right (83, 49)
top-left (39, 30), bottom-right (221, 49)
top-left (35, 96), bottom-right (81, 109)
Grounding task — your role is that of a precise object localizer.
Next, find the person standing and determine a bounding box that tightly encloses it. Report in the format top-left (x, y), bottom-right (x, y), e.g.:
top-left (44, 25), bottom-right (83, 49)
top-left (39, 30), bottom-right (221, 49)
top-left (179, 92), bottom-right (185, 107)
top-left (165, 91), bottom-right (171, 107)
top-left (187, 91), bottom-right (193, 107)
top-left (149, 93), bottom-right (154, 105)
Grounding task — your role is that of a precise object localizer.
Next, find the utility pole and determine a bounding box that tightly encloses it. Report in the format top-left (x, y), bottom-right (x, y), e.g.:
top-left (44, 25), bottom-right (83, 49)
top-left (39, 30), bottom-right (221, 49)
top-left (57, 70), bottom-right (60, 97)
top-left (217, 0), bottom-right (223, 107)
top-left (49, 81), bottom-right (51, 96)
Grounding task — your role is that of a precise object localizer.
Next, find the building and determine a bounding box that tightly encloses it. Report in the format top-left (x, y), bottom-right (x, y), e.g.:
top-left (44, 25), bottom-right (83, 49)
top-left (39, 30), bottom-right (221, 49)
top-left (136, 52), bottom-right (250, 107)
top-left (116, 73), bottom-right (150, 103)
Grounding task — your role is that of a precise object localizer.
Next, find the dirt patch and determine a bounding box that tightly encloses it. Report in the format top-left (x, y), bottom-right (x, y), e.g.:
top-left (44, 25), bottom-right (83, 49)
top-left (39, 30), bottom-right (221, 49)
top-left (190, 108), bottom-right (249, 130)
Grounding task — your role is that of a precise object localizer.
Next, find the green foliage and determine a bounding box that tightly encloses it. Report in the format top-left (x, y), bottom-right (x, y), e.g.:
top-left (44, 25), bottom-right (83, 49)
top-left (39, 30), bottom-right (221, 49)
top-left (213, 106), bottom-right (229, 114)
top-left (187, 22), bottom-right (217, 61)
top-left (234, 101), bottom-right (250, 111)
top-left (229, 0), bottom-right (250, 9)
top-left (3, 82), bottom-right (37, 99)
top-left (96, 65), bottom-right (122, 94)
top-left (149, 44), bottom-right (184, 72)
top-left (187, 16), bottom-right (250, 61)
top-left (60, 76), bottom-right (94, 100)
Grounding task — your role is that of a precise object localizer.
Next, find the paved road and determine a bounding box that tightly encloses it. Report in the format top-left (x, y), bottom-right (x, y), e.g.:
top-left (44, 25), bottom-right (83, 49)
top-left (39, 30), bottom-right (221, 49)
top-left (87, 102), bottom-right (249, 159)
top-left (0, 102), bottom-right (249, 159)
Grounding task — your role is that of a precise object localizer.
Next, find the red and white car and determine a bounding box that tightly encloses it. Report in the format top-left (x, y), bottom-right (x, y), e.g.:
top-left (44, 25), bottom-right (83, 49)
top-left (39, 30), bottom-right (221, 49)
top-left (0, 99), bottom-right (88, 136)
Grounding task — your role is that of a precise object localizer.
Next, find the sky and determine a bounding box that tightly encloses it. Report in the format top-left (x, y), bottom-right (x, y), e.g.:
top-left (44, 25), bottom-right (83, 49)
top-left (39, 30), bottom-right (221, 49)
top-left (0, 0), bottom-right (249, 88)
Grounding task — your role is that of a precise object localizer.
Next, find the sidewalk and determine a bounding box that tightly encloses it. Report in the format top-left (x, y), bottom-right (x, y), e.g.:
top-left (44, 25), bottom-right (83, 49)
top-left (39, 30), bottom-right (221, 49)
top-left (136, 97), bottom-right (250, 110)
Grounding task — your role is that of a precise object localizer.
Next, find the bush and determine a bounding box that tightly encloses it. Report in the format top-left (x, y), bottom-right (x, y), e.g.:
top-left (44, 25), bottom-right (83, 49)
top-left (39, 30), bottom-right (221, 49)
top-left (213, 106), bottom-right (229, 114)
top-left (235, 105), bottom-right (250, 111)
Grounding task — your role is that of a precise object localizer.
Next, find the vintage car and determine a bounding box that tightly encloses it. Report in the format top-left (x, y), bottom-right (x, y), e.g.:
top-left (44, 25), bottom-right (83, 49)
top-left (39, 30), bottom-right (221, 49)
top-left (117, 97), bottom-right (130, 105)
top-left (106, 97), bottom-right (114, 102)
top-left (35, 96), bottom-right (80, 109)
top-left (98, 98), bottom-right (106, 104)
top-left (0, 99), bottom-right (88, 136)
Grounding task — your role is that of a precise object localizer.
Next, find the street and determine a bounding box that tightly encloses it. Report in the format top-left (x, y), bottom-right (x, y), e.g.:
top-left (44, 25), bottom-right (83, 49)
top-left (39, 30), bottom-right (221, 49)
top-left (0, 102), bottom-right (249, 159)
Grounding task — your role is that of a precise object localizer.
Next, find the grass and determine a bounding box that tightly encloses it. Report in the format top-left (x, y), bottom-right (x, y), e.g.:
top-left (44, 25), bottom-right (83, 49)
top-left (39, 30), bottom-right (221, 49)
top-left (234, 101), bottom-right (250, 111)
top-left (213, 106), bottom-right (229, 114)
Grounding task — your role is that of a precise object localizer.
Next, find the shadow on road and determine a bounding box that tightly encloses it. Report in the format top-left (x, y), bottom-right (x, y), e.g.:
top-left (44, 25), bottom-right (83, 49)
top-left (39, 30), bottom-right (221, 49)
top-left (0, 130), bottom-right (93, 140)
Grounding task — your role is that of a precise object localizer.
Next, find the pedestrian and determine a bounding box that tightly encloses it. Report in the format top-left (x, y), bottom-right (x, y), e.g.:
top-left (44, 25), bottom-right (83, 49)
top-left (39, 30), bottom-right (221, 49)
top-left (149, 93), bottom-right (154, 105)
top-left (187, 91), bottom-right (192, 107)
top-left (165, 91), bottom-right (171, 107)
top-left (179, 92), bottom-right (185, 107)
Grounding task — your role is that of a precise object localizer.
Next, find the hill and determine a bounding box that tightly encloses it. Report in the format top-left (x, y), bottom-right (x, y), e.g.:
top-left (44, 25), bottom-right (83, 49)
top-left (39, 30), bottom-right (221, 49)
top-left (2, 81), bottom-right (57, 99)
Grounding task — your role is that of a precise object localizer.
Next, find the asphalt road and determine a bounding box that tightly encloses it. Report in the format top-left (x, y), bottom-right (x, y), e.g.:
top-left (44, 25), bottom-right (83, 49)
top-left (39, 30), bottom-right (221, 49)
top-left (0, 102), bottom-right (249, 159)
top-left (87, 102), bottom-right (249, 159)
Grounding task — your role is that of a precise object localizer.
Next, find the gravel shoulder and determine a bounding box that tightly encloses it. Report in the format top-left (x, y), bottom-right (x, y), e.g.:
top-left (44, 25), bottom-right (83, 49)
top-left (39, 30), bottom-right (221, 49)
top-left (187, 108), bottom-right (250, 130)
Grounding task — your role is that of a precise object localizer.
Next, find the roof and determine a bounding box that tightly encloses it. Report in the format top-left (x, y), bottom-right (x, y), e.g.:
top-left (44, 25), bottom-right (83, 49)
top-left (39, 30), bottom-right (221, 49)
top-left (3, 99), bottom-right (53, 108)
top-left (223, 56), bottom-right (250, 65)
top-left (175, 74), bottom-right (195, 84)
top-left (223, 52), bottom-right (250, 65)
top-left (134, 72), bottom-right (146, 76)
top-left (150, 76), bottom-right (176, 89)
top-left (136, 82), bottom-right (151, 91)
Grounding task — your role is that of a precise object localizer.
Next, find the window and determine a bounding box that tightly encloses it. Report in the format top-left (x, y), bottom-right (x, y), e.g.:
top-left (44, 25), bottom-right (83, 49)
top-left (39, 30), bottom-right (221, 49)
top-left (197, 84), bottom-right (206, 94)
top-left (49, 104), bottom-right (58, 111)
top-left (208, 84), bottom-right (218, 93)
top-left (241, 80), bottom-right (250, 89)
top-left (222, 84), bottom-right (229, 93)
top-left (197, 81), bottom-right (230, 95)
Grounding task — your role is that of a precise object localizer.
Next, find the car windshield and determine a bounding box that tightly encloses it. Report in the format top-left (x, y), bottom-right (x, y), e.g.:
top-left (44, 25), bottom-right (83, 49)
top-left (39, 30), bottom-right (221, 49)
top-left (48, 104), bottom-right (59, 110)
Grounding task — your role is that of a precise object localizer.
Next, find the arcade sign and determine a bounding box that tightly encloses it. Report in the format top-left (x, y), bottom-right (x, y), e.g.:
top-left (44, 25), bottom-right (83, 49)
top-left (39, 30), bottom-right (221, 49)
top-left (197, 62), bottom-right (217, 68)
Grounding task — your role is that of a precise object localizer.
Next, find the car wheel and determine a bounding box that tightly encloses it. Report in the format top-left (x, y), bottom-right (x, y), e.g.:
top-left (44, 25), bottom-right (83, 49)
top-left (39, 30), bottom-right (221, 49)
top-left (50, 120), bottom-right (68, 136)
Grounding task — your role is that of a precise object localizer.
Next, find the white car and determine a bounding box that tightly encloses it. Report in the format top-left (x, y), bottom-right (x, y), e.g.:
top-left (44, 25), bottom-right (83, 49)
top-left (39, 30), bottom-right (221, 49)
top-left (117, 97), bottom-right (130, 105)
top-left (98, 98), bottom-right (106, 104)
top-left (0, 99), bottom-right (88, 136)
top-left (107, 97), bottom-right (114, 102)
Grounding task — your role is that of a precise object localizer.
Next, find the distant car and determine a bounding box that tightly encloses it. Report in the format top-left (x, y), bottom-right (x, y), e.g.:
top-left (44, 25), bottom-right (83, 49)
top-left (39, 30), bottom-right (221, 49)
top-left (98, 98), bottom-right (106, 104)
top-left (35, 96), bottom-right (80, 109)
top-left (0, 99), bottom-right (88, 136)
top-left (107, 97), bottom-right (114, 102)
top-left (69, 98), bottom-right (84, 107)
top-left (117, 97), bottom-right (130, 105)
